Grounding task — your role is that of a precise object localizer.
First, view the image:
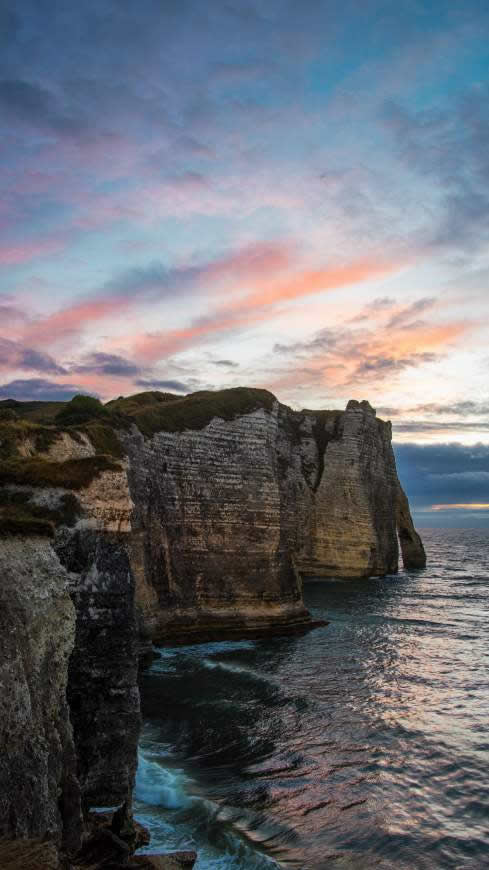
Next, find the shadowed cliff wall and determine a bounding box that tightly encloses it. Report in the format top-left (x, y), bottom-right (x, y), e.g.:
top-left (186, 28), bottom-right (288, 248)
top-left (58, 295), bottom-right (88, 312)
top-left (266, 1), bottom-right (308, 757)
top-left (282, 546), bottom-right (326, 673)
top-left (0, 538), bottom-right (82, 851)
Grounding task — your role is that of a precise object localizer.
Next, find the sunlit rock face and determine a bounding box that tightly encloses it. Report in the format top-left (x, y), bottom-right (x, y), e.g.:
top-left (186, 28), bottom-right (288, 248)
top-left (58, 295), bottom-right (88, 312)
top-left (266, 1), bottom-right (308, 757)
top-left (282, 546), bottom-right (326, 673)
top-left (124, 407), bottom-right (309, 643)
top-left (123, 394), bottom-right (425, 642)
top-left (281, 399), bottom-right (407, 578)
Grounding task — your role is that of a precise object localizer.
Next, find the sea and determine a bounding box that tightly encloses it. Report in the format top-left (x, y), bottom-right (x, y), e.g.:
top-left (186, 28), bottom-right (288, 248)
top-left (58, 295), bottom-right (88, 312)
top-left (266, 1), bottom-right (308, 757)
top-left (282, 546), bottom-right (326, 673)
top-left (133, 529), bottom-right (489, 869)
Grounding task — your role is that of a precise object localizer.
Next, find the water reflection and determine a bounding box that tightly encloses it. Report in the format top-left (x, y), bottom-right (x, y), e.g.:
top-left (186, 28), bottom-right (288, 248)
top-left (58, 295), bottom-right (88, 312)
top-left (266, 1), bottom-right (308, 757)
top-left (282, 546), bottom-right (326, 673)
top-left (135, 530), bottom-right (489, 869)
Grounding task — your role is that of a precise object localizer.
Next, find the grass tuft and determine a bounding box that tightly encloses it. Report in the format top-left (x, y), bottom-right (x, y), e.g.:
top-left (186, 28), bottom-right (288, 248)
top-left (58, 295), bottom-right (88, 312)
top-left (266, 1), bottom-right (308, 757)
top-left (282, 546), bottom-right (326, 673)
top-left (0, 420), bottom-right (59, 459)
top-left (76, 421), bottom-right (126, 458)
top-left (55, 394), bottom-right (110, 426)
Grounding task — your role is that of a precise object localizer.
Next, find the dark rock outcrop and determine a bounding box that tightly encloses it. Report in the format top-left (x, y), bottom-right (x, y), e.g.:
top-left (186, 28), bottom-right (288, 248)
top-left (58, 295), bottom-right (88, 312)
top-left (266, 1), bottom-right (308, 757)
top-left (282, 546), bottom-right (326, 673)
top-left (0, 538), bottom-right (82, 850)
top-left (396, 481), bottom-right (427, 570)
top-left (0, 839), bottom-right (62, 870)
top-left (55, 528), bottom-right (140, 808)
top-left (0, 448), bottom-right (140, 849)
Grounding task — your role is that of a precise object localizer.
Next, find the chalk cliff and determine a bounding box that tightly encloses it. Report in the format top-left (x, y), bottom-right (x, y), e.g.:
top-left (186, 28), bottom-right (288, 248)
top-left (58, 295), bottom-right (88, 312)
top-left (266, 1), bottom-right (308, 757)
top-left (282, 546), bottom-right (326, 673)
top-left (0, 387), bottom-right (425, 861)
top-left (119, 390), bottom-right (425, 641)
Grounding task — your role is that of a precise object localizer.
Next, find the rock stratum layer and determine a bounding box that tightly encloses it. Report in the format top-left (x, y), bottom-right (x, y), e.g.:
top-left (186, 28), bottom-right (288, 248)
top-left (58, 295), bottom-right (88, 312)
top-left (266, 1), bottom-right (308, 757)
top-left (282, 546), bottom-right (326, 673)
top-left (0, 387), bottom-right (425, 860)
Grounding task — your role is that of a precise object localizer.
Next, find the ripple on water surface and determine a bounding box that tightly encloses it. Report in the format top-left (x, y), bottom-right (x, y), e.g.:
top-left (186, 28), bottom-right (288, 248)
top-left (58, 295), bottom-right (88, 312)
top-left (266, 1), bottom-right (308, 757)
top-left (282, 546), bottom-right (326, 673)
top-left (134, 530), bottom-right (489, 869)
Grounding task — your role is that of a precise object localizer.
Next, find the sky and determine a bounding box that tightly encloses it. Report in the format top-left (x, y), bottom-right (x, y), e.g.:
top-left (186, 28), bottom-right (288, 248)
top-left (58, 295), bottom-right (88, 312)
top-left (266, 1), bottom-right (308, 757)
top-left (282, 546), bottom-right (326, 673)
top-left (1, 0), bottom-right (488, 526)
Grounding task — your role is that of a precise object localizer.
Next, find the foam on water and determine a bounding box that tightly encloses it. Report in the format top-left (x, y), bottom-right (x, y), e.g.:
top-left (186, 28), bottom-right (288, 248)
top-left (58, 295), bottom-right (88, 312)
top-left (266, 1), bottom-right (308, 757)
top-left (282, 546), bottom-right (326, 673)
top-left (202, 658), bottom-right (278, 686)
top-left (135, 752), bottom-right (191, 810)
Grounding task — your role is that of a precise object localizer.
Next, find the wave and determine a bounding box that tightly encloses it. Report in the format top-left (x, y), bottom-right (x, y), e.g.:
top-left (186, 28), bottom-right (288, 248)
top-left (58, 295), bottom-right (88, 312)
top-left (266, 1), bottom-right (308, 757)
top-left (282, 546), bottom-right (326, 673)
top-left (202, 658), bottom-right (277, 686)
top-left (135, 752), bottom-right (192, 810)
top-left (134, 745), bottom-right (281, 869)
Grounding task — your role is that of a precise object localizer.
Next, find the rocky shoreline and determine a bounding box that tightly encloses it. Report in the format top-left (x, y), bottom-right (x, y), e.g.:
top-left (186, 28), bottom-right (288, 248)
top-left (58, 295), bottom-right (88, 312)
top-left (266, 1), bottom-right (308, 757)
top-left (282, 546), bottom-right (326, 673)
top-left (0, 388), bottom-right (425, 865)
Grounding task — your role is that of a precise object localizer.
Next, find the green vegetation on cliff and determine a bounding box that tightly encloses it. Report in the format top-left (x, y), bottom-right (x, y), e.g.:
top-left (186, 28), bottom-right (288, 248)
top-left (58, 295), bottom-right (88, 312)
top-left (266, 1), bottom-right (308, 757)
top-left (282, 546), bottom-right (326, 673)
top-left (109, 387), bottom-right (276, 436)
top-left (107, 390), bottom-right (180, 415)
top-left (1, 388), bottom-right (277, 454)
top-left (55, 395), bottom-right (126, 458)
top-left (0, 417), bottom-right (59, 460)
top-left (0, 506), bottom-right (56, 537)
top-left (0, 489), bottom-right (80, 537)
top-left (0, 398), bottom-right (66, 424)
top-left (0, 455), bottom-right (121, 490)
top-left (0, 396), bottom-right (125, 459)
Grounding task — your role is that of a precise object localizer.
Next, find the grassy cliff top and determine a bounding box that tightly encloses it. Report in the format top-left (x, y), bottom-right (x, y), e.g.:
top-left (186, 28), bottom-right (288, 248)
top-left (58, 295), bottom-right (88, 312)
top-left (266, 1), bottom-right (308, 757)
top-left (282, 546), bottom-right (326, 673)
top-left (0, 389), bottom-right (277, 510)
top-left (110, 387), bottom-right (277, 436)
top-left (1, 391), bottom-right (350, 431)
top-left (0, 398), bottom-right (65, 424)
top-left (0, 389), bottom-right (360, 450)
top-left (0, 388), bottom-right (279, 499)
top-left (0, 395), bottom-right (126, 461)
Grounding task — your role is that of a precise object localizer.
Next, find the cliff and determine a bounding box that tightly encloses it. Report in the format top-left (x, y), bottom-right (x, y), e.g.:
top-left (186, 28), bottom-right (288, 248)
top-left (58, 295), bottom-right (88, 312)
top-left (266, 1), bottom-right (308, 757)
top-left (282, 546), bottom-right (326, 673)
top-left (0, 421), bottom-right (140, 858)
top-left (0, 387), bottom-right (425, 859)
top-left (123, 395), bottom-right (308, 643)
top-left (118, 391), bottom-right (425, 641)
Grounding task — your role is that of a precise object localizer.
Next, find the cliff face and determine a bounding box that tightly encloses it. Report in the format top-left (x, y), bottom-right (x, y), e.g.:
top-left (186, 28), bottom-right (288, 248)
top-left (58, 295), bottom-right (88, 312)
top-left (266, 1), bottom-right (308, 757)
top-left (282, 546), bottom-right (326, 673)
top-left (396, 481), bottom-right (427, 570)
top-left (0, 387), bottom-right (425, 854)
top-left (121, 392), bottom-right (425, 641)
top-left (0, 441), bottom-right (140, 848)
top-left (279, 400), bottom-right (402, 578)
top-left (52, 458), bottom-right (140, 809)
top-left (55, 527), bottom-right (140, 808)
top-left (0, 537), bottom-right (82, 851)
top-left (124, 407), bottom-right (308, 643)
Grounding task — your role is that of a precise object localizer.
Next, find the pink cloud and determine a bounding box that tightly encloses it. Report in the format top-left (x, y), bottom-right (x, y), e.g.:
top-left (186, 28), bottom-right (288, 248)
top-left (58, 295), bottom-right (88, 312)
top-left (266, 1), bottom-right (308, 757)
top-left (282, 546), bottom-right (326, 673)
top-left (22, 296), bottom-right (131, 346)
top-left (131, 257), bottom-right (398, 362)
top-left (16, 241), bottom-right (294, 350)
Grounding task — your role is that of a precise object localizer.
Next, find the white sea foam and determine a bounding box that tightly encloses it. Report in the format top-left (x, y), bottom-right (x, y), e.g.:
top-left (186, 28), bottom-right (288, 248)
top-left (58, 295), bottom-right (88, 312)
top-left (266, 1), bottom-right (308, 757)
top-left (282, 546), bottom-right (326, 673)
top-left (135, 752), bottom-right (191, 810)
top-left (202, 658), bottom-right (276, 685)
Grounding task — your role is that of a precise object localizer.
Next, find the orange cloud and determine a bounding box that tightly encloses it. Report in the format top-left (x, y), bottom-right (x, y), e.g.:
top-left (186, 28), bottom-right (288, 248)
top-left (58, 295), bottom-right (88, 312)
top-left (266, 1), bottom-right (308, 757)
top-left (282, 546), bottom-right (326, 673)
top-left (268, 309), bottom-right (471, 397)
top-left (391, 322), bottom-right (466, 355)
top-left (243, 260), bottom-right (392, 309)
top-left (431, 503), bottom-right (489, 511)
top-left (16, 241), bottom-right (294, 351)
top-left (13, 246), bottom-right (399, 370)
top-left (132, 258), bottom-right (397, 362)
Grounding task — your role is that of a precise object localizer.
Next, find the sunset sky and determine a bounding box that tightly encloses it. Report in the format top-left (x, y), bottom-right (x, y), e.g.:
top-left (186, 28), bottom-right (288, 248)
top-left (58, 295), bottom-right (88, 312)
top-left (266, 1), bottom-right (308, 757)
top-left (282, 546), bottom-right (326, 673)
top-left (1, 1), bottom-right (488, 525)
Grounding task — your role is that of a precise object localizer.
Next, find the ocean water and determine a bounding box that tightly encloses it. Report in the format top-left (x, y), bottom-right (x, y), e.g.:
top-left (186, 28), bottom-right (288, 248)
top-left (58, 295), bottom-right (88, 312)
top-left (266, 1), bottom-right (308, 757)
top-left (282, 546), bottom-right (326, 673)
top-left (134, 529), bottom-right (489, 869)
